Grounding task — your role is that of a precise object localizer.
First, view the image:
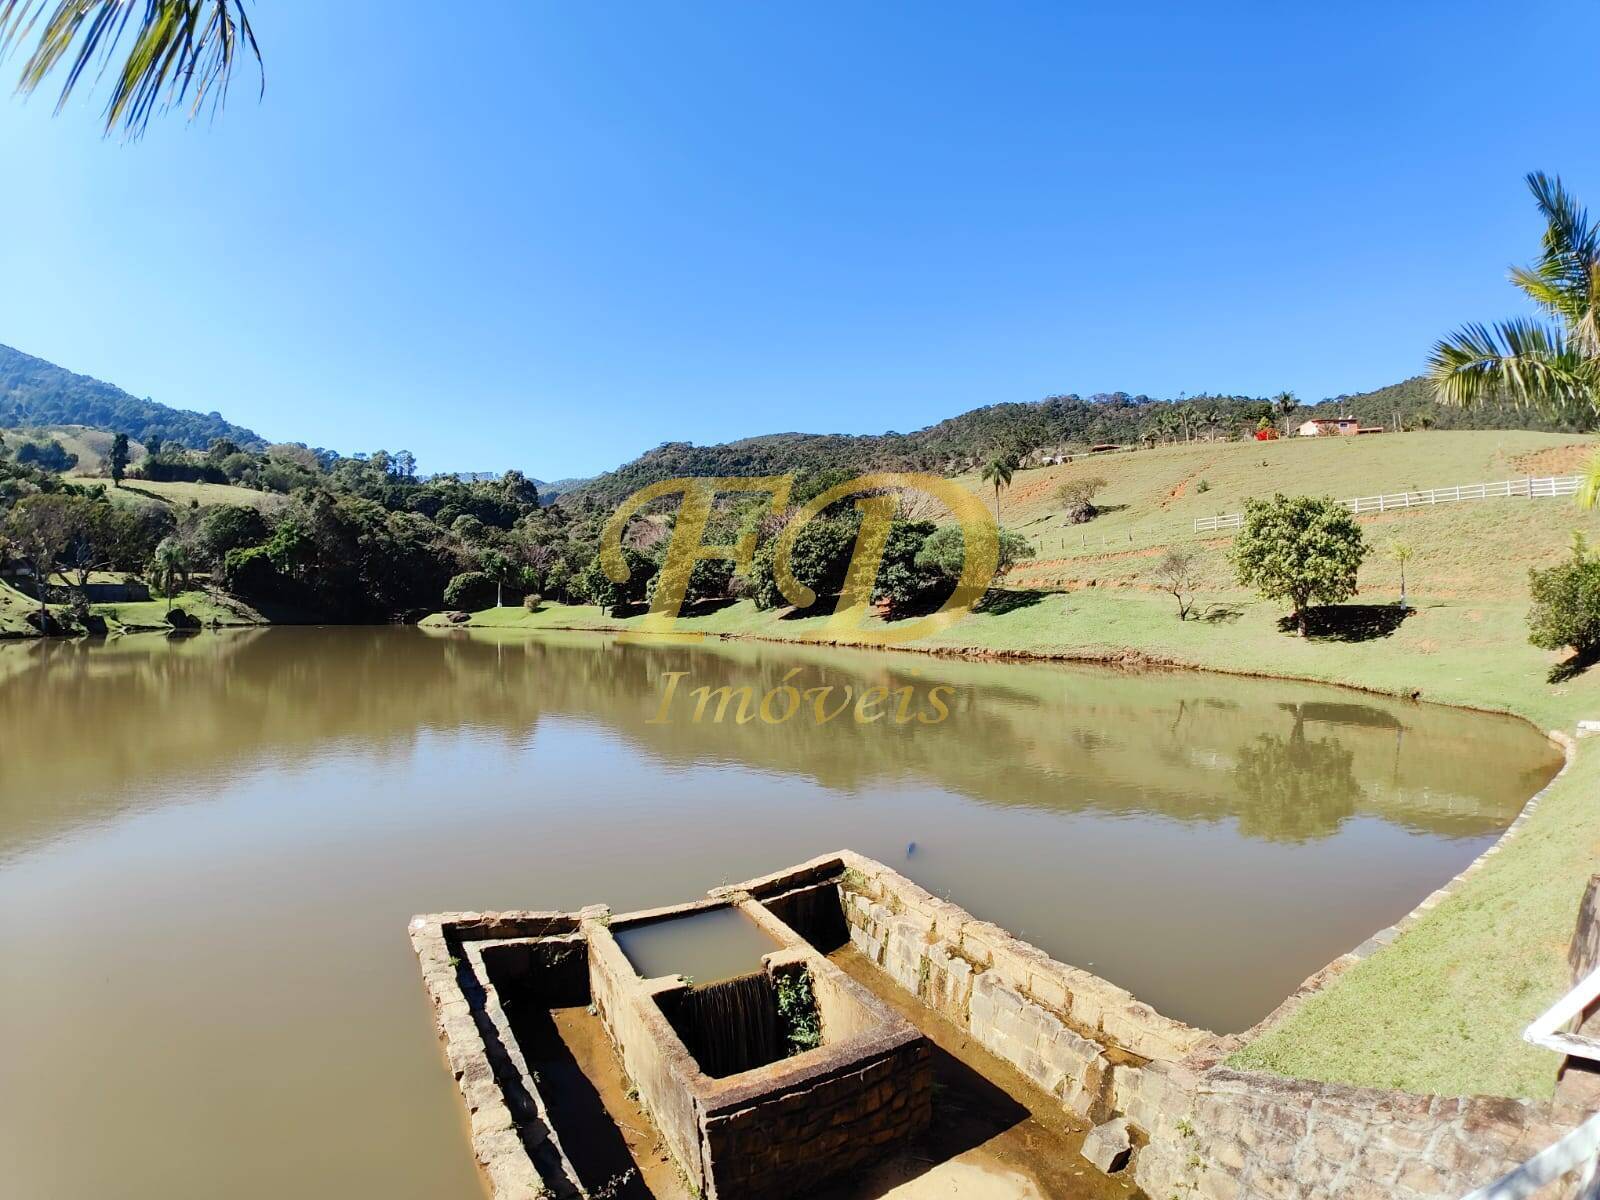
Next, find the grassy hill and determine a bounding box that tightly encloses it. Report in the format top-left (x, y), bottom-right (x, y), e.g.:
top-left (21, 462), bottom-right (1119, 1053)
top-left (982, 430), bottom-right (1596, 601)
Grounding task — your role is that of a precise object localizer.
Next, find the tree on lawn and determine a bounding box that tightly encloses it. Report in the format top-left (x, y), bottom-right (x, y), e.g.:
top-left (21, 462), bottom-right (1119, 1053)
top-left (1056, 475), bottom-right (1108, 524)
top-left (109, 433), bottom-right (130, 486)
top-left (1230, 495), bottom-right (1367, 635)
top-left (1154, 545), bottom-right (1204, 620)
top-left (1528, 533), bottom-right (1600, 672)
top-left (979, 454), bottom-right (1015, 528)
top-left (1385, 538), bottom-right (1414, 607)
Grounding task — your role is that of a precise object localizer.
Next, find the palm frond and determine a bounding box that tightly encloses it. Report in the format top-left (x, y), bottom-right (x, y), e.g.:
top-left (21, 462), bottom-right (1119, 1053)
top-left (1428, 317), bottom-right (1597, 423)
top-left (0, 0), bottom-right (261, 138)
top-left (1511, 172), bottom-right (1600, 352)
top-left (1579, 447), bottom-right (1600, 512)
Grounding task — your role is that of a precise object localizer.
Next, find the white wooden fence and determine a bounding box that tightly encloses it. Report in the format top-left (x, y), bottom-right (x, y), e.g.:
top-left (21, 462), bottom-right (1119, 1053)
top-left (1195, 475), bottom-right (1584, 534)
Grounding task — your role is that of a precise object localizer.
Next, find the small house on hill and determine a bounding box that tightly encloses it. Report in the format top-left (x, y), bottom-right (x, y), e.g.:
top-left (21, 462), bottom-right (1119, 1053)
top-left (1296, 417), bottom-right (1384, 437)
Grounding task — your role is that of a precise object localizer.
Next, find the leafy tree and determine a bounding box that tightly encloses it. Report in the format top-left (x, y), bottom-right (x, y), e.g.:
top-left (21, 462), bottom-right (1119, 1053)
top-left (871, 520), bottom-right (941, 616)
top-left (109, 432), bottom-right (129, 485)
top-left (1527, 534), bottom-right (1600, 664)
top-left (577, 548), bottom-right (657, 616)
top-left (979, 454), bottom-right (1015, 527)
top-left (744, 513), bottom-right (860, 611)
top-left (644, 557), bottom-right (732, 608)
top-left (913, 524), bottom-right (1033, 581)
top-left (1431, 173), bottom-right (1600, 431)
top-left (3, 493), bottom-right (76, 625)
top-left (1056, 475), bottom-right (1108, 524)
top-left (1154, 545), bottom-right (1204, 620)
top-left (443, 571), bottom-right (496, 612)
top-left (14, 438), bottom-right (77, 472)
top-left (0, 0), bottom-right (262, 138)
top-left (195, 504), bottom-right (268, 565)
top-left (1230, 495), bottom-right (1368, 635)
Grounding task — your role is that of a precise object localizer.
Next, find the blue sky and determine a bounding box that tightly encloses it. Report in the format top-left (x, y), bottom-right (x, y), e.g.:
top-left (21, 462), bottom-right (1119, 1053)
top-left (1, 1), bottom-right (1597, 479)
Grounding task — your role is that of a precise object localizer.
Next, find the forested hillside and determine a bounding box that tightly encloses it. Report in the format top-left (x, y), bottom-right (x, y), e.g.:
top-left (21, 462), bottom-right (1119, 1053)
top-left (0, 344), bottom-right (266, 451)
top-left (557, 392), bottom-right (1264, 508)
top-left (1305, 376), bottom-right (1584, 432)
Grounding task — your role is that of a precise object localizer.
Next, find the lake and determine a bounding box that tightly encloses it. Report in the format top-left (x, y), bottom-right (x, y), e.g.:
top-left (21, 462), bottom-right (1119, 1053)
top-left (0, 627), bottom-right (1562, 1200)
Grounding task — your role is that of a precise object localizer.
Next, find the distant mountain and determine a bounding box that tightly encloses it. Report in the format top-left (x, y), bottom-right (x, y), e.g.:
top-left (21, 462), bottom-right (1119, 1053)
top-left (0, 343), bottom-right (267, 451)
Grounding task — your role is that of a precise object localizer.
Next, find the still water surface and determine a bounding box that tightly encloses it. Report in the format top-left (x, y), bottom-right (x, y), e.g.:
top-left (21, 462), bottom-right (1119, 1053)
top-left (0, 627), bottom-right (1562, 1199)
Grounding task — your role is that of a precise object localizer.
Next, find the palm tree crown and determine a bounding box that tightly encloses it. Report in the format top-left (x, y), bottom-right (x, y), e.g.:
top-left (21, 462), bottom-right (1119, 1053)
top-left (1429, 172), bottom-right (1600, 426)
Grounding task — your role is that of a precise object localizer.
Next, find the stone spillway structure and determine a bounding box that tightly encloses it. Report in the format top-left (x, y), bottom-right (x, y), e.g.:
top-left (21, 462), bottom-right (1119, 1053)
top-left (414, 851), bottom-right (1595, 1200)
top-left (410, 879), bottom-right (931, 1200)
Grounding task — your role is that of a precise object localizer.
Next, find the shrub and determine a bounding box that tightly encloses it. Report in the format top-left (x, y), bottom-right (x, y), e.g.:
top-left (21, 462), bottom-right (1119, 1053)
top-left (1528, 535), bottom-right (1600, 662)
top-left (914, 524), bottom-right (1034, 579)
top-left (775, 969), bottom-right (822, 1055)
top-left (1230, 494), bottom-right (1367, 635)
top-left (443, 570), bottom-right (496, 611)
top-left (1196, 479), bottom-right (1211, 494)
top-left (522, 593), bottom-right (543, 612)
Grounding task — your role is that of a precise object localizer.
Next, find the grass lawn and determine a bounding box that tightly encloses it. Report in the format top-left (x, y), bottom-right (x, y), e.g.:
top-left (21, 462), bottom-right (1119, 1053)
top-left (99, 477), bottom-right (288, 512)
top-left (93, 590), bottom-right (265, 631)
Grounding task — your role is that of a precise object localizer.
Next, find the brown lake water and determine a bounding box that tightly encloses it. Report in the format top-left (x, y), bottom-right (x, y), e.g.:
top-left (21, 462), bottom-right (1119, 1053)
top-left (0, 626), bottom-right (1562, 1200)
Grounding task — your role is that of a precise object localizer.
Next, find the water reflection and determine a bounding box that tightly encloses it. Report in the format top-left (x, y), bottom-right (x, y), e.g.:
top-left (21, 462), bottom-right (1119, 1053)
top-left (0, 628), bottom-right (1557, 860)
top-left (0, 627), bottom-right (1564, 1200)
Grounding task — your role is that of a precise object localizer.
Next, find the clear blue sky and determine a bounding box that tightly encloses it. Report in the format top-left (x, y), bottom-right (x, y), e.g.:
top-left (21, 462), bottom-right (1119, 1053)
top-left (1, 1), bottom-right (1597, 479)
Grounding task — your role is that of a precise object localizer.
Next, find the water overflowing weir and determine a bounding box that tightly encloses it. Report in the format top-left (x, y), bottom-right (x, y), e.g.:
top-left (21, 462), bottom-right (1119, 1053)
top-left (664, 972), bottom-right (784, 1078)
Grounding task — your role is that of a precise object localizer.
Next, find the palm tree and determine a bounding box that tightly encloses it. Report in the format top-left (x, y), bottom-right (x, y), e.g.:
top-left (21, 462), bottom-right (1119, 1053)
top-left (0, 0), bottom-right (261, 138)
top-left (1385, 538), bottom-right (1414, 608)
top-left (150, 537), bottom-right (189, 613)
top-left (980, 455), bottom-right (1015, 527)
top-left (1273, 392), bottom-right (1298, 435)
top-left (1431, 172), bottom-right (1600, 427)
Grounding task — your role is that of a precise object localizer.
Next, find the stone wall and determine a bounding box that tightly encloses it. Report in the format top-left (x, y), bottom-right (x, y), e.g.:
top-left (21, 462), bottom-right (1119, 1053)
top-left (409, 911), bottom-right (593, 1199)
top-left (803, 851), bottom-right (1600, 1200)
top-left (835, 850), bottom-right (1207, 1122)
top-left (698, 1033), bottom-right (932, 1198)
top-left (1118, 1055), bottom-right (1591, 1200)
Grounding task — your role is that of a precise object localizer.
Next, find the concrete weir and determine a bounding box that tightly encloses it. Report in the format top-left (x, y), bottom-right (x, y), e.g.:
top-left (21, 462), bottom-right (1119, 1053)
top-left (411, 880), bottom-right (932, 1200)
top-left (412, 852), bottom-right (1597, 1200)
